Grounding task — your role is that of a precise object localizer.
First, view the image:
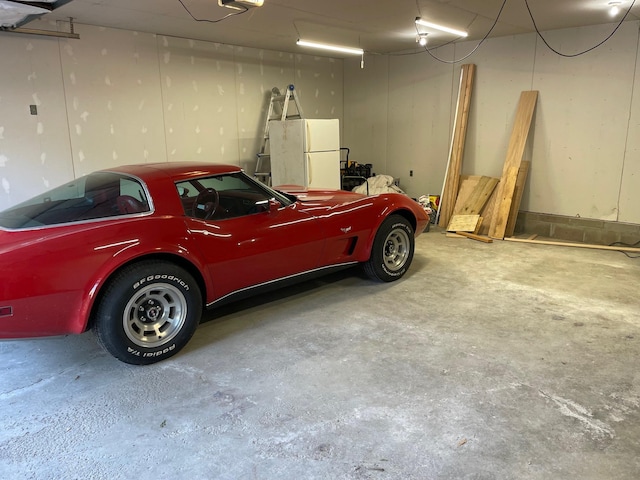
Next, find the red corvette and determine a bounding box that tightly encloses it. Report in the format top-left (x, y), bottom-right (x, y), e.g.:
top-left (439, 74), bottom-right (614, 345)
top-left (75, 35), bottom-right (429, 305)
top-left (0, 162), bottom-right (429, 364)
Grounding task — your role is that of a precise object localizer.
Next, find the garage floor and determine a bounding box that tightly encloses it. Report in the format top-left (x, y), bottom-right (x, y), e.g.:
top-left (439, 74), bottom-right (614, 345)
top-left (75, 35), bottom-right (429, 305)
top-left (1, 228), bottom-right (639, 479)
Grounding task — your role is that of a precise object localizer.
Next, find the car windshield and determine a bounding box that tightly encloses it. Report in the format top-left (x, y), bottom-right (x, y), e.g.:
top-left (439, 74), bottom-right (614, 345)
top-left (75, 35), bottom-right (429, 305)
top-left (176, 172), bottom-right (294, 221)
top-left (0, 172), bottom-right (150, 230)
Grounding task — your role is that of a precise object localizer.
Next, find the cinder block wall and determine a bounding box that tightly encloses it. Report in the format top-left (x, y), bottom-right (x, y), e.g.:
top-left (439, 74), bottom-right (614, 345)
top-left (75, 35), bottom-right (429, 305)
top-left (515, 212), bottom-right (640, 246)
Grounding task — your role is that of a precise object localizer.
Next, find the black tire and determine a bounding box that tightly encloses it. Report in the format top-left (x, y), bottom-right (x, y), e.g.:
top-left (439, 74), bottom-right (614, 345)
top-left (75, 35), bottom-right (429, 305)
top-left (94, 261), bottom-right (202, 365)
top-left (364, 214), bottom-right (415, 282)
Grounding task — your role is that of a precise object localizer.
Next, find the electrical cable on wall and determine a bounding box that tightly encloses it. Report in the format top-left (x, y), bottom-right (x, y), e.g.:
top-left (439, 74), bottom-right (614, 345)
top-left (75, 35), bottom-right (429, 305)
top-left (524, 0), bottom-right (637, 57)
top-left (177, 0), bottom-right (248, 23)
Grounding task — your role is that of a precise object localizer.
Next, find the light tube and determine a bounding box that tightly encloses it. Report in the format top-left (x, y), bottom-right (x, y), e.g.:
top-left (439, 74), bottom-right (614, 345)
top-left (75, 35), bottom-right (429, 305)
top-left (415, 18), bottom-right (468, 37)
top-left (296, 39), bottom-right (364, 55)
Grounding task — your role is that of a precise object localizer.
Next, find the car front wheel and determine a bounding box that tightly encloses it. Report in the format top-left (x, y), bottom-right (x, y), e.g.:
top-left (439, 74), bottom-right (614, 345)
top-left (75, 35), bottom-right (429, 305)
top-left (364, 214), bottom-right (415, 282)
top-left (94, 261), bottom-right (202, 365)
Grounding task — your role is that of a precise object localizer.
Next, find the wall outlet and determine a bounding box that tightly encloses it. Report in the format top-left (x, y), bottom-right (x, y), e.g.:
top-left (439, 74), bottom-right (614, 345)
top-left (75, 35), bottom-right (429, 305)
top-left (30, 105), bottom-right (38, 115)
top-left (409, 170), bottom-right (413, 177)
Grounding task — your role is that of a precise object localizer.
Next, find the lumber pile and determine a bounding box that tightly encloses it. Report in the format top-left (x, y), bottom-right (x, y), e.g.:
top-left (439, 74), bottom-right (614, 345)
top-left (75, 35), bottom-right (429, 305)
top-left (441, 89), bottom-right (538, 243)
top-left (439, 89), bottom-right (636, 253)
top-left (443, 175), bottom-right (497, 242)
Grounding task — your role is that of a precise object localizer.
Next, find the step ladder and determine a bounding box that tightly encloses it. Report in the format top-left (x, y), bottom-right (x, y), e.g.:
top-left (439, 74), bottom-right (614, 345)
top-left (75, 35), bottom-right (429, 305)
top-left (254, 84), bottom-right (304, 185)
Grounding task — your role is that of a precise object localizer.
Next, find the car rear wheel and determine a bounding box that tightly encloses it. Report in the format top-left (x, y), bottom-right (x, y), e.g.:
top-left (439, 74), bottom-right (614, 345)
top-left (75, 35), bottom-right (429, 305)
top-left (364, 214), bottom-right (415, 282)
top-left (94, 261), bottom-right (202, 365)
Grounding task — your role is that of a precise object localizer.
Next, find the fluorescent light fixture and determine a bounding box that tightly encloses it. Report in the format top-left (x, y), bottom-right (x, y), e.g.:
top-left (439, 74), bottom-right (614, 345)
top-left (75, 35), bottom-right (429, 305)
top-left (415, 17), bottom-right (468, 37)
top-left (218, 0), bottom-right (264, 10)
top-left (296, 39), bottom-right (364, 55)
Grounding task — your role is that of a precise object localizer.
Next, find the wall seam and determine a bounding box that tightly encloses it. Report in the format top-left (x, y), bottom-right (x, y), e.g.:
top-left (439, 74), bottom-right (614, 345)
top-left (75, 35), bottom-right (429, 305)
top-left (616, 22), bottom-right (640, 222)
top-left (155, 35), bottom-right (170, 163)
top-left (385, 55), bottom-right (391, 173)
top-left (56, 33), bottom-right (76, 179)
top-left (232, 46), bottom-right (242, 168)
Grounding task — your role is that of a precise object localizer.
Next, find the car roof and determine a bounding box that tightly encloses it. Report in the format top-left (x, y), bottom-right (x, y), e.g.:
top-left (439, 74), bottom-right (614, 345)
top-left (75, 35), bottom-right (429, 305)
top-left (103, 162), bottom-right (243, 182)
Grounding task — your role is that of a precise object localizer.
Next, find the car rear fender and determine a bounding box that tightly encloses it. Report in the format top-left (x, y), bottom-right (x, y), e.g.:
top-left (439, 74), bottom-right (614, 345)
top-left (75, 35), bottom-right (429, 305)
top-left (82, 239), bottom-right (211, 333)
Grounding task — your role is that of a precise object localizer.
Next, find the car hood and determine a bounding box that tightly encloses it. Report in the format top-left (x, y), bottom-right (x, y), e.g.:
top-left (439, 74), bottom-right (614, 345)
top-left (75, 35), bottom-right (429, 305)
top-left (276, 186), bottom-right (365, 202)
top-left (272, 185), bottom-right (423, 222)
top-left (276, 186), bottom-right (370, 210)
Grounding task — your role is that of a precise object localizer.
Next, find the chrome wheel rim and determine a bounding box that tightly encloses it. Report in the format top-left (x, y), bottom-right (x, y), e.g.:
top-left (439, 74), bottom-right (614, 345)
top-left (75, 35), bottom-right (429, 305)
top-left (383, 228), bottom-right (411, 272)
top-left (123, 283), bottom-right (187, 347)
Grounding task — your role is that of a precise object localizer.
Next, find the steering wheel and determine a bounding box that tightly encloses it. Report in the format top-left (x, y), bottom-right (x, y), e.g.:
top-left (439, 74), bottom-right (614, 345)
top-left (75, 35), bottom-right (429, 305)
top-left (192, 188), bottom-right (219, 220)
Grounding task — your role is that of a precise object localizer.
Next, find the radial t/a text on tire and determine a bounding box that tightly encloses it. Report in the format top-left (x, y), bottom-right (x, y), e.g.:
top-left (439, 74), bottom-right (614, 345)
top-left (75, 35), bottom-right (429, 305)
top-left (364, 214), bottom-right (415, 282)
top-left (94, 260), bottom-right (202, 365)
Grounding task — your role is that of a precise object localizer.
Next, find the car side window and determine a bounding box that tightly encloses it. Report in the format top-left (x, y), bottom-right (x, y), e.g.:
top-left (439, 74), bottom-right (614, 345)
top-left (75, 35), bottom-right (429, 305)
top-left (0, 172), bottom-right (150, 229)
top-left (177, 173), bottom-right (273, 221)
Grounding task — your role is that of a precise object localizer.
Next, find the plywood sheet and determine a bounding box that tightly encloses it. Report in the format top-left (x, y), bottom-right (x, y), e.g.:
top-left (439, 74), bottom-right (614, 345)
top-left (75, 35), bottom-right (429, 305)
top-left (489, 91), bottom-right (538, 239)
top-left (453, 176), bottom-right (499, 216)
top-left (447, 214), bottom-right (480, 232)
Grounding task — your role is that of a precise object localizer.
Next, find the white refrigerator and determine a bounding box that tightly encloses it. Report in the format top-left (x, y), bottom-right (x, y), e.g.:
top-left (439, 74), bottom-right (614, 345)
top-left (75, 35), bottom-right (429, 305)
top-left (269, 119), bottom-right (341, 189)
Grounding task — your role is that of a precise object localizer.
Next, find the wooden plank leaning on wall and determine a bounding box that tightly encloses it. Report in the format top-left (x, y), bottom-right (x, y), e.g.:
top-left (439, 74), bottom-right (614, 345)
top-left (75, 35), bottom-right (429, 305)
top-left (489, 91), bottom-right (539, 239)
top-left (437, 64), bottom-right (476, 229)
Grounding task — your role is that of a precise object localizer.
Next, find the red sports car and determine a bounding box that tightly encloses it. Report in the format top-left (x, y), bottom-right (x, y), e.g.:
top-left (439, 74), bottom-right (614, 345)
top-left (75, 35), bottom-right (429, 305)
top-left (0, 162), bottom-right (429, 364)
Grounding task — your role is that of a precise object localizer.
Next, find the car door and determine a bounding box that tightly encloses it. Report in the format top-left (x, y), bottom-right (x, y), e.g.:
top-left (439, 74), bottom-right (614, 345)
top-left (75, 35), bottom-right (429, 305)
top-left (178, 174), bottom-right (325, 301)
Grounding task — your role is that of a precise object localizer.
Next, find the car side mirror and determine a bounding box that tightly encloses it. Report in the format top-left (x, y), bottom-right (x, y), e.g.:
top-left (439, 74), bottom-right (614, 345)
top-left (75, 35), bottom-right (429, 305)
top-left (268, 198), bottom-right (281, 213)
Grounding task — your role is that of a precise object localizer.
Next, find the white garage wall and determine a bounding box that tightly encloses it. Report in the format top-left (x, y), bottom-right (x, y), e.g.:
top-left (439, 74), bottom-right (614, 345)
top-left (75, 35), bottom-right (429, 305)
top-left (0, 23), bottom-right (343, 211)
top-left (462, 34), bottom-right (537, 179)
top-left (529, 23), bottom-right (638, 222)
top-left (342, 55), bottom-right (390, 173)
top-left (0, 33), bottom-right (74, 208)
top-left (621, 40), bottom-right (640, 224)
top-left (344, 21), bottom-right (640, 225)
top-left (159, 38), bottom-right (240, 166)
top-left (60, 26), bottom-right (167, 178)
top-left (385, 45), bottom-right (455, 197)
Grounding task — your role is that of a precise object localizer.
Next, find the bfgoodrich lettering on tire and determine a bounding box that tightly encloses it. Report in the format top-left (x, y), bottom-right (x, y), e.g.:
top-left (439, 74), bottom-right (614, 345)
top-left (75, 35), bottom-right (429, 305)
top-left (94, 261), bottom-right (202, 365)
top-left (364, 214), bottom-right (415, 282)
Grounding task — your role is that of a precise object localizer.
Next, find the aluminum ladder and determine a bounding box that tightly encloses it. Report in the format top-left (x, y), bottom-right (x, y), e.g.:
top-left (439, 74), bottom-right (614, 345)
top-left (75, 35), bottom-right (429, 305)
top-left (254, 84), bottom-right (304, 185)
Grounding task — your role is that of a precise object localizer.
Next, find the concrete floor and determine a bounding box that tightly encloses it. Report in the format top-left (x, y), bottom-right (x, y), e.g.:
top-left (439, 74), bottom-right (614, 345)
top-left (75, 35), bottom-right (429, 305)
top-left (1, 228), bottom-right (639, 479)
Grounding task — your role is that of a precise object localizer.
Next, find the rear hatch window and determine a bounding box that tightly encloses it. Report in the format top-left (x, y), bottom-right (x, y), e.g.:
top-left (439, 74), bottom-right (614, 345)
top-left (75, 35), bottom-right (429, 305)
top-left (0, 172), bottom-right (150, 229)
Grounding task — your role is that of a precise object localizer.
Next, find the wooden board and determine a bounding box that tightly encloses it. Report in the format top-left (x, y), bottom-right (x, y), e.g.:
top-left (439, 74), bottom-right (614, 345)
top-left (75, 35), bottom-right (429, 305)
top-left (489, 91), bottom-right (538, 239)
top-left (452, 175), bottom-right (480, 215)
top-left (476, 183), bottom-right (499, 236)
top-left (453, 176), bottom-right (499, 216)
top-left (474, 216), bottom-right (484, 234)
top-left (447, 214), bottom-right (480, 232)
top-left (456, 232), bottom-right (494, 243)
top-left (504, 161), bottom-right (530, 238)
top-left (446, 231), bottom-right (493, 243)
top-left (438, 64), bottom-right (476, 228)
top-left (504, 236), bottom-right (640, 253)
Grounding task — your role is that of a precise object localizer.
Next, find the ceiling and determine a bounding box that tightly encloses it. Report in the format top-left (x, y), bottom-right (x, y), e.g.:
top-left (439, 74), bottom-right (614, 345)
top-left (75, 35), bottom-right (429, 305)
top-left (14, 0), bottom-right (640, 55)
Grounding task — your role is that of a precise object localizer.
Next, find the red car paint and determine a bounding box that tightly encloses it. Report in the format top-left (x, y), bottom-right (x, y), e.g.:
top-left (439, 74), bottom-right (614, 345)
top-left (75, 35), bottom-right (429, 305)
top-left (0, 162), bottom-right (429, 339)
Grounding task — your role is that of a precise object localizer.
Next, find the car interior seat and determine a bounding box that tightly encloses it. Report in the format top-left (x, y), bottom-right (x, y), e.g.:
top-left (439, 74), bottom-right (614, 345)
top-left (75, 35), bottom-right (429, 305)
top-left (116, 195), bottom-right (148, 214)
